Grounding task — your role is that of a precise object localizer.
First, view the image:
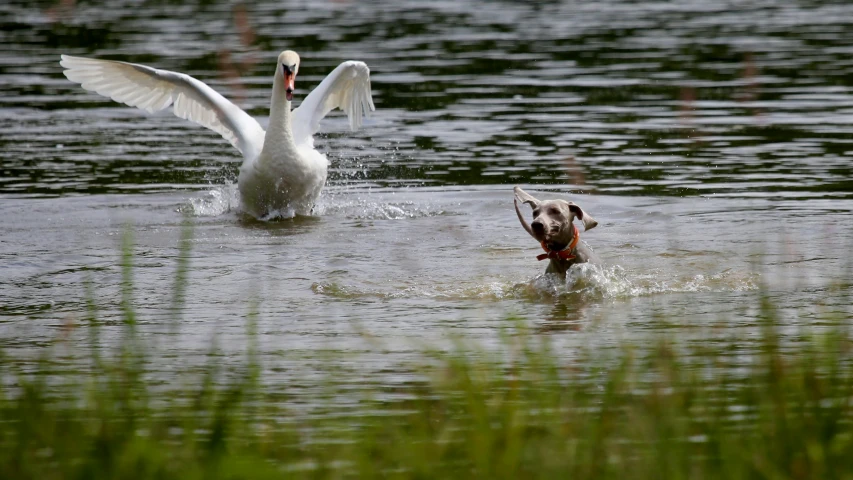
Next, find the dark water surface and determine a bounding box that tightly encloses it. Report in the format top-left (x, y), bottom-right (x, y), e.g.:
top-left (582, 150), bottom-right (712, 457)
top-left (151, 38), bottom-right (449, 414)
top-left (1, 0), bottom-right (852, 382)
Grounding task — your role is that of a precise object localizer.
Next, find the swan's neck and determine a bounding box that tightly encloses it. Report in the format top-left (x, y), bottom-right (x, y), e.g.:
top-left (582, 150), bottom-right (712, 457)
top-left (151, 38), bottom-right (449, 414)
top-left (262, 74), bottom-right (298, 156)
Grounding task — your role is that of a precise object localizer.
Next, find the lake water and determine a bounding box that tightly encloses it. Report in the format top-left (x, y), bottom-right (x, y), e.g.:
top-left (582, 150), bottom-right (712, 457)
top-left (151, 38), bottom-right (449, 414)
top-left (1, 0), bottom-right (851, 384)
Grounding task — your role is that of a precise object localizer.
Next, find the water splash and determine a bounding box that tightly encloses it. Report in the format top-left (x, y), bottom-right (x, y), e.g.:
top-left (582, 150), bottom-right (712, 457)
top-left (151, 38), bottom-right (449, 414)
top-left (186, 183), bottom-right (239, 217)
top-left (184, 183), bottom-right (453, 221)
top-left (564, 263), bottom-right (638, 299)
top-left (535, 264), bottom-right (759, 300)
top-left (312, 264), bottom-right (758, 302)
top-left (314, 196), bottom-right (453, 220)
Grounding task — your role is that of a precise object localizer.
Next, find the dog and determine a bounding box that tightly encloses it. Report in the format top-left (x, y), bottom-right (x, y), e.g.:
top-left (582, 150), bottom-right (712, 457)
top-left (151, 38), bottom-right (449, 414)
top-left (513, 186), bottom-right (599, 279)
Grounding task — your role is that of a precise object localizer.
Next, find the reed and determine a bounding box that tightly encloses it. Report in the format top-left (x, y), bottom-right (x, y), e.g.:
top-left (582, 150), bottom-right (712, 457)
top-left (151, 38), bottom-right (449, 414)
top-left (1, 230), bottom-right (851, 479)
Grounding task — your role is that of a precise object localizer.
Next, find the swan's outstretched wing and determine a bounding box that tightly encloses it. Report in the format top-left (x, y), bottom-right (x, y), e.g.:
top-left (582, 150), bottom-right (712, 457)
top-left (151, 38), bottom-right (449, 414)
top-left (291, 60), bottom-right (374, 146)
top-left (60, 54), bottom-right (265, 159)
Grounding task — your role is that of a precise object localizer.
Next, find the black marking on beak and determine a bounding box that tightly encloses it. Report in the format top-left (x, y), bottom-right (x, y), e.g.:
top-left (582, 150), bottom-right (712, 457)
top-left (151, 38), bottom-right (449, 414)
top-left (282, 64), bottom-right (296, 101)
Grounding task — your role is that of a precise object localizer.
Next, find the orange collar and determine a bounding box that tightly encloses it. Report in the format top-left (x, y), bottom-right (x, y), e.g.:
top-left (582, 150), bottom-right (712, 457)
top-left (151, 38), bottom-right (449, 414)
top-left (536, 225), bottom-right (579, 261)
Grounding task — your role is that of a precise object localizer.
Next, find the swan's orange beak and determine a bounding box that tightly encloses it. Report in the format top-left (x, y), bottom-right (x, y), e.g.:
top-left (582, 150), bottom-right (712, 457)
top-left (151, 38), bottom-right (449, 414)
top-left (284, 71), bottom-right (295, 101)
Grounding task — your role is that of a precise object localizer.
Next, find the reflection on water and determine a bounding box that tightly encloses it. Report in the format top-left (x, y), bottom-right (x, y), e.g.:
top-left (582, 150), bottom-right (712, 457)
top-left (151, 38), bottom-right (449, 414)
top-left (0, 1), bottom-right (852, 384)
top-left (2, 0), bottom-right (853, 198)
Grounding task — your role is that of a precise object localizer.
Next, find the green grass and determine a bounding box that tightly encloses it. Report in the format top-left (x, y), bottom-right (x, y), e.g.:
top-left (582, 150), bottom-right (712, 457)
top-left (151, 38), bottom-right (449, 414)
top-left (1, 230), bottom-right (853, 479)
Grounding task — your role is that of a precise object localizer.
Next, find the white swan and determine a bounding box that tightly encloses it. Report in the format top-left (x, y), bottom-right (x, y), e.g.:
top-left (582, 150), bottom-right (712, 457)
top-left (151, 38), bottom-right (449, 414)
top-left (60, 50), bottom-right (374, 218)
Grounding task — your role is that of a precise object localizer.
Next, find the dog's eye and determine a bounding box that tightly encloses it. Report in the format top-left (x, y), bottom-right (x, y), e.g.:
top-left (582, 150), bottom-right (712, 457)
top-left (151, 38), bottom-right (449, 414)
top-left (532, 209), bottom-right (540, 216)
top-left (549, 207), bottom-right (560, 215)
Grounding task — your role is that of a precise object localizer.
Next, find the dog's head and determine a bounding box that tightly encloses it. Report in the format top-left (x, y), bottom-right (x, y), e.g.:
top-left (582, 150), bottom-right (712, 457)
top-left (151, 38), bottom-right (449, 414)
top-left (513, 186), bottom-right (598, 251)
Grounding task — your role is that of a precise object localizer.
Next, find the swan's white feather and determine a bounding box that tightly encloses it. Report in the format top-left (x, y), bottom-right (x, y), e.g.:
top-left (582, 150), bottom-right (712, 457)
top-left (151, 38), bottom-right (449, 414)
top-left (292, 61), bottom-right (374, 146)
top-left (60, 54), bottom-right (265, 160)
top-left (61, 52), bottom-right (375, 219)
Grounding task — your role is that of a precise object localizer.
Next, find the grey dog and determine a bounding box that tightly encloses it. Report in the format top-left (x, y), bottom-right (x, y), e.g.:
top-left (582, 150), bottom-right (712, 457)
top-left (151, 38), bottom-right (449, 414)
top-left (514, 186), bottom-right (599, 279)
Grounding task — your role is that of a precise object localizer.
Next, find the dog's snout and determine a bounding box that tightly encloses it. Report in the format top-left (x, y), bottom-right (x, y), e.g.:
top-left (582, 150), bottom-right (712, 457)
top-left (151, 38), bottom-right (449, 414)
top-left (531, 220), bottom-right (545, 234)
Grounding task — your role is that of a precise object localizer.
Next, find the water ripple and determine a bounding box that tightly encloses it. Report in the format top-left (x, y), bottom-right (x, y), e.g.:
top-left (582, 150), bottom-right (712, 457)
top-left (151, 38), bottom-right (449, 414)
top-left (3, 0), bottom-right (853, 199)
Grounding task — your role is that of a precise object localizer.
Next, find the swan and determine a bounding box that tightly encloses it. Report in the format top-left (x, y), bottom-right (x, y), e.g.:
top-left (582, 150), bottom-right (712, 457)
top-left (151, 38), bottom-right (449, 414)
top-left (60, 50), bottom-right (375, 218)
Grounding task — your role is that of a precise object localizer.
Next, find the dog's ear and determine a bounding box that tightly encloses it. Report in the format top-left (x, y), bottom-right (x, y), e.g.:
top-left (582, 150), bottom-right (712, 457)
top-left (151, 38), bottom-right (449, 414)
top-left (513, 186), bottom-right (540, 208)
top-left (513, 187), bottom-right (537, 240)
top-left (565, 201), bottom-right (598, 231)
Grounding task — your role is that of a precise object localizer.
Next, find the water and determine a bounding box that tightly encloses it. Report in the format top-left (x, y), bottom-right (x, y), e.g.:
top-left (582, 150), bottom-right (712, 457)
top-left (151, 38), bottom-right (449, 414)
top-left (1, 0), bottom-right (852, 383)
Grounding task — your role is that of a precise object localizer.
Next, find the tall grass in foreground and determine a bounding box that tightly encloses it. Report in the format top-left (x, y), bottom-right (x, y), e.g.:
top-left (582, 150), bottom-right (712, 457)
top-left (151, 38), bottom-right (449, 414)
top-left (1, 232), bottom-right (852, 479)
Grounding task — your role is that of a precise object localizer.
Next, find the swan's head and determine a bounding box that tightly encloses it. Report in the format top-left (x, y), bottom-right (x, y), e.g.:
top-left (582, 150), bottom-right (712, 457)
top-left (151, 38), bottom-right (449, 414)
top-left (277, 50), bottom-right (300, 102)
